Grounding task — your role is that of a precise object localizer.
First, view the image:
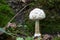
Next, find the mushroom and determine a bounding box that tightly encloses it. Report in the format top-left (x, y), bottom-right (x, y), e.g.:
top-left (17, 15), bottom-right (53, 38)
top-left (29, 8), bottom-right (46, 40)
top-left (29, 8), bottom-right (45, 20)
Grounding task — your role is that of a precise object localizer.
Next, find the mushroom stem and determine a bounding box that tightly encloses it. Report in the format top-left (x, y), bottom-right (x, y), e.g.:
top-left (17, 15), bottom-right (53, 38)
top-left (34, 20), bottom-right (41, 40)
top-left (35, 20), bottom-right (40, 34)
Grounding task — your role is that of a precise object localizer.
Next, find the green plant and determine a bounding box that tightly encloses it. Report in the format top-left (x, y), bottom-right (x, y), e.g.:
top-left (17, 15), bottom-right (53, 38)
top-left (53, 37), bottom-right (60, 40)
top-left (0, 0), bottom-right (14, 27)
top-left (25, 37), bottom-right (33, 40)
top-left (16, 37), bottom-right (24, 40)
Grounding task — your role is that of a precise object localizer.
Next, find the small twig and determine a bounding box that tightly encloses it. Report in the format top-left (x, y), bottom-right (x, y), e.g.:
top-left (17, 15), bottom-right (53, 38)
top-left (9, 4), bottom-right (29, 22)
top-left (4, 4), bottom-right (30, 29)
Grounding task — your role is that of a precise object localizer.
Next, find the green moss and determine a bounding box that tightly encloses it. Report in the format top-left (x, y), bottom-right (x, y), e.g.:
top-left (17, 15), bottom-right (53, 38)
top-left (0, 0), bottom-right (14, 27)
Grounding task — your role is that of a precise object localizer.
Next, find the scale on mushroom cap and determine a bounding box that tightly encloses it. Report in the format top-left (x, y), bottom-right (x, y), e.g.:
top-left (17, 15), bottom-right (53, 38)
top-left (29, 8), bottom-right (46, 40)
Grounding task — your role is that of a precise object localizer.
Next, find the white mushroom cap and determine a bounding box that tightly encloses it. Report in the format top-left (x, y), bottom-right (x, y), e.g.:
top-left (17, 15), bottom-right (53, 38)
top-left (29, 8), bottom-right (46, 20)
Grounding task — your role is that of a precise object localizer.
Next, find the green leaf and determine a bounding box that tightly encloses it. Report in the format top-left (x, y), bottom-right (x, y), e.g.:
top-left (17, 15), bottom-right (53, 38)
top-left (0, 28), bottom-right (6, 33)
top-left (25, 37), bottom-right (33, 40)
top-left (16, 37), bottom-right (24, 40)
top-left (0, 28), bottom-right (13, 36)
